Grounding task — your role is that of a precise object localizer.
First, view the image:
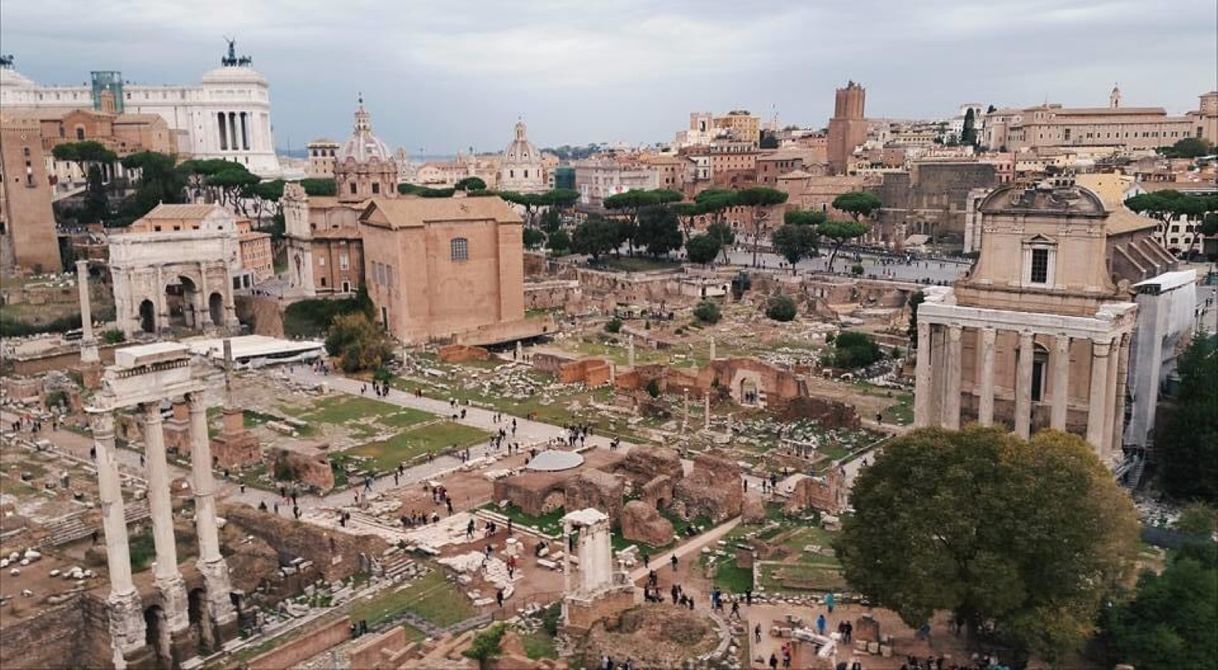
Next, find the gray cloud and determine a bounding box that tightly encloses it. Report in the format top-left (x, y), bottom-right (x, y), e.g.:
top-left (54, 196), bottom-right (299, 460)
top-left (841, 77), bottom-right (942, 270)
top-left (2, 0), bottom-right (1214, 152)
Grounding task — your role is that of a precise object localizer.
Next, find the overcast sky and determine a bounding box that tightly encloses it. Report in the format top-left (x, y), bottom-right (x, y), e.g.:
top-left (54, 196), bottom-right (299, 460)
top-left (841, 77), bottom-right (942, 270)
top-left (3, 0), bottom-right (1215, 153)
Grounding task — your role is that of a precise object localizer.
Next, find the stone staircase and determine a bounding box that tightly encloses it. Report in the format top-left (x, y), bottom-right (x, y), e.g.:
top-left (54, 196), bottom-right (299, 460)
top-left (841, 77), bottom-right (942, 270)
top-left (40, 498), bottom-right (151, 548)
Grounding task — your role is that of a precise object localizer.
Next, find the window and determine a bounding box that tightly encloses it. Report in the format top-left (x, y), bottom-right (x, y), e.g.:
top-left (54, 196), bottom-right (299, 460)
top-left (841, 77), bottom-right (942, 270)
top-left (1030, 248), bottom-right (1049, 284)
top-left (339, 251), bottom-right (349, 270)
top-left (349, 182), bottom-right (357, 195)
top-left (450, 237), bottom-right (469, 261)
top-left (371, 182), bottom-right (380, 195)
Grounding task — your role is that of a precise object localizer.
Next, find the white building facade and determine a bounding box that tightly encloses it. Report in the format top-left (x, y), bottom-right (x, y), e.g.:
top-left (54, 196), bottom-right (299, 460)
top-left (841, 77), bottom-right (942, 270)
top-left (0, 43), bottom-right (281, 176)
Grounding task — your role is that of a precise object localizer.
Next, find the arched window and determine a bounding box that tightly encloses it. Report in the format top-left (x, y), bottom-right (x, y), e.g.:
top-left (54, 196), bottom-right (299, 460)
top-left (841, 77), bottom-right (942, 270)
top-left (450, 237), bottom-right (469, 261)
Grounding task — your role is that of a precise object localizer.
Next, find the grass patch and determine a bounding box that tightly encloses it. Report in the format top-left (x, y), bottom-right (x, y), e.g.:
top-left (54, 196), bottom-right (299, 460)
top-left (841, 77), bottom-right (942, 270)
top-left (757, 562), bottom-right (846, 592)
top-left (349, 422), bottom-right (489, 471)
top-left (520, 631), bottom-right (558, 660)
top-left (349, 569), bottom-right (475, 628)
top-left (489, 503), bottom-right (565, 537)
top-left (709, 560), bottom-right (754, 594)
top-left (379, 407), bottom-right (435, 429)
top-left (300, 395), bottom-right (403, 425)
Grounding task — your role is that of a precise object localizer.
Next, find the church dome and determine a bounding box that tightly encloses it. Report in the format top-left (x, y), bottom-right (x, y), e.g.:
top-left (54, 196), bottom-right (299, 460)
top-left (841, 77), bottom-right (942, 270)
top-left (0, 65), bottom-right (36, 89)
top-left (337, 101), bottom-right (392, 164)
top-left (201, 65), bottom-right (268, 86)
top-left (502, 120), bottom-right (540, 166)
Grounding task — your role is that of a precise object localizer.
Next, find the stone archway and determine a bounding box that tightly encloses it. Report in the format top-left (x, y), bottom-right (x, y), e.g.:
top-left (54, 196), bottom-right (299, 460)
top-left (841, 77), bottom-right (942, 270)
top-left (739, 378), bottom-right (759, 406)
top-left (144, 604), bottom-right (172, 668)
top-left (208, 292), bottom-right (225, 326)
top-left (139, 299), bottom-right (157, 333)
top-left (165, 276), bottom-right (200, 330)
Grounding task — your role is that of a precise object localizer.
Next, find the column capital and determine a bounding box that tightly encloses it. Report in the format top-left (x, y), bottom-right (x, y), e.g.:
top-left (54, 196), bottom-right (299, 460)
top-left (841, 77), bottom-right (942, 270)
top-left (1018, 331), bottom-right (1034, 346)
top-left (140, 402), bottom-right (163, 422)
top-left (90, 411), bottom-right (115, 437)
top-left (1090, 338), bottom-right (1113, 356)
top-left (948, 324), bottom-right (962, 340)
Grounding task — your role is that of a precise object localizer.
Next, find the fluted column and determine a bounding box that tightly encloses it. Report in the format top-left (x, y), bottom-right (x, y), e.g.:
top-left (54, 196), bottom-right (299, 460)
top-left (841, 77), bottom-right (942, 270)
top-left (1051, 334), bottom-right (1071, 430)
top-left (1086, 338), bottom-right (1113, 451)
top-left (914, 321), bottom-right (932, 427)
top-left (91, 411), bottom-right (147, 660)
top-left (1014, 332), bottom-right (1034, 439)
top-left (977, 328), bottom-right (996, 426)
top-left (141, 403), bottom-right (189, 633)
top-left (188, 393), bottom-right (236, 625)
top-left (944, 324), bottom-right (963, 429)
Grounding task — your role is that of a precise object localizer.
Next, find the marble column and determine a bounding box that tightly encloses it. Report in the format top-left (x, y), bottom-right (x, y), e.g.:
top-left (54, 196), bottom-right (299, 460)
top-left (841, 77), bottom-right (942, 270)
top-left (188, 393), bottom-right (236, 626)
top-left (704, 393), bottom-right (711, 430)
top-left (929, 326), bottom-right (946, 426)
top-left (627, 335), bottom-right (635, 369)
top-left (977, 328), bottom-right (996, 426)
top-left (561, 521), bottom-right (574, 596)
top-left (91, 412), bottom-right (147, 660)
top-left (1014, 332), bottom-right (1034, 439)
top-left (1085, 338), bottom-right (1113, 451)
top-left (141, 403), bottom-right (189, 633)
top-left (1102, 335), bottom-right (1122, 459)
top-left (76, 260), bottom-right (99, 363)
top-left (944, 325), bottom-right (963, 429)
top-left (708, 337), bottom-right (716, 361)
top-left (1050, 335), bottom-right (1071, 431)
top-left (1111, 335), bottom-right (1131, 460)
top-left (913, 321), bottom-right (932, 427)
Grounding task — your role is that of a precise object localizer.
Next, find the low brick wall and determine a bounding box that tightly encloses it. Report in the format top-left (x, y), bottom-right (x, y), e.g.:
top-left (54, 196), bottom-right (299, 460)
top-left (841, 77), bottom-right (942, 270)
top-left (246, 616), bottom-right (351, 670)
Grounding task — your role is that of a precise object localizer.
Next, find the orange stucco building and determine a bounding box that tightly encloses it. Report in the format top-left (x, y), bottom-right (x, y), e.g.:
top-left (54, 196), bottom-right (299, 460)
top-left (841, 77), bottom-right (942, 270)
top-left (360, 197), bottom-right (530, 344)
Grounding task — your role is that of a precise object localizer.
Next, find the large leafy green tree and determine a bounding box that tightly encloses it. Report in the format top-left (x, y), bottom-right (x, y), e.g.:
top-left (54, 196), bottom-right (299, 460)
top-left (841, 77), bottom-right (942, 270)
top-left (53, 140), bottom-right (119, 181)
top-left (771, 223), bottom-right (819, 274)
top-left (833, 191), bottom-right (882, 223)
top-left (324, 312), bottom-right (393, 373)
top-left (837, 427), bottom-right (1140, 664)
top-left (81, 165), bottom-right (110, 223)
top-left (299, 178), bottom-right (337, 196)
top-left (685, 233), bottom-right (721, 266)
top-left (603, 189), bottom-right (681, 253)
top-left (960, 108), bottom-right (978, 145)
top-left (1157, 334), bottom-right (1218, 502)
top-left (119, 151), bottom-right (186, 220)
top-left (571, 215), bottom-right (620, 261)
top-left (1126, 190), bottom-right (1212, 253)
top-left (454, 176), bottom-right (487, 192)
top-left (818, 219), bottom-right (868, 272)
top-left (522, 227), bottom-right (546, 250)
top-left (734, 187), bottom-right (788, 267)
top-left (1100, 550), bottom-right (1217, 670)
top-left (1162, 137), bottom-right (1213, 159)
top-left (635, 204), bottom-right (682, 256)
top-left (547, 228), bottom-right (572, 255)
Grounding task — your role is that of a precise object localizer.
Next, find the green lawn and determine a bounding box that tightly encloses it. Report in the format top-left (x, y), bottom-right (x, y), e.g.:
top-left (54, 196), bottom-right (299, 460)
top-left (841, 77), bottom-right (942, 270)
top-left (757, 562), bottom-right (846, 592)
top-left (709, 560), bottom-right (754, 594)
top-left (490, 503), bottom-right (566, 537)
top-left (349, 421), bottom-right (490, 470)
top-left (520, 631), bottom-right (558, 660)
top-left (299, 395), bottom-right (406, 424)
top-left (349, 569), bottom-right (475, 629)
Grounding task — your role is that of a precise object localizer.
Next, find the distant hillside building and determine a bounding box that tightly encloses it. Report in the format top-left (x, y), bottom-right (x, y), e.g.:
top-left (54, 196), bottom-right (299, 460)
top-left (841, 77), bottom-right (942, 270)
top-left (982, 88), bottom-right (1218, 152)
top-left (0, 43), bottom-right (282, 175)
top-left (498, 120), bottom-right (546, 193)
top-left (305, 139), bottom-right (339, 178)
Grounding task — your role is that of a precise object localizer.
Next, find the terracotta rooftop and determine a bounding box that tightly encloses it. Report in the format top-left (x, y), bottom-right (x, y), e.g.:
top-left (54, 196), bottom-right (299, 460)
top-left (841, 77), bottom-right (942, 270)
top-left (361, 196), bottom-right (523, 229)
top-left (140, 203), bottom-right (223, 219)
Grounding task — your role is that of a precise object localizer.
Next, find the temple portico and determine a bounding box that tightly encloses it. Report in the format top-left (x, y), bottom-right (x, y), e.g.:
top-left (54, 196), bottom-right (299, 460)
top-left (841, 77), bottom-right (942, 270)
top-left (88, 342), bottom-right (236, 668)
top-left (915, 286), bottom-right (1136, 461)
top-left (911, 179), bottom-right (1184, 468)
